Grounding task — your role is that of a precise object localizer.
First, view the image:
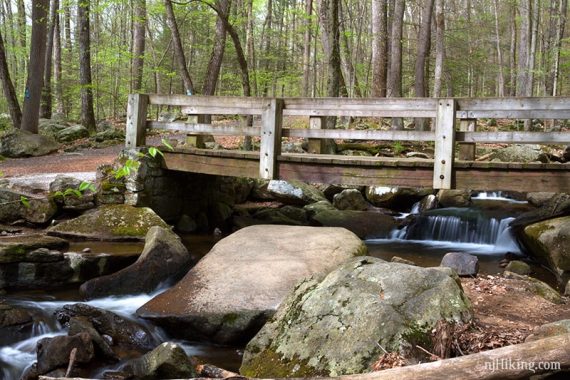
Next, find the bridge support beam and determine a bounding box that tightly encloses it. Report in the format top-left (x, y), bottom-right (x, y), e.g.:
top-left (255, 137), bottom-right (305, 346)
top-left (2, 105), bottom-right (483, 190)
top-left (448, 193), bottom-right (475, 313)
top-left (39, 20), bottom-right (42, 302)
top-left (126, 94), bottom-right (149, 148)
top-left (260, 99), bottom-right (284, 179)
top-left (433, 98), bottom-right (456, 189)
top-left (458, 118), bottom-right (477, 161)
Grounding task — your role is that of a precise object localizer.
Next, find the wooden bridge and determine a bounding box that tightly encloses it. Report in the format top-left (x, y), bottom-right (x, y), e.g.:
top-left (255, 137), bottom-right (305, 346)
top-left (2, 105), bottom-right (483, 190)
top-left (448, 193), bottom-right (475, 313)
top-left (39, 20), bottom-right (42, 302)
top-left (125, 95), bottom-right (570, 192)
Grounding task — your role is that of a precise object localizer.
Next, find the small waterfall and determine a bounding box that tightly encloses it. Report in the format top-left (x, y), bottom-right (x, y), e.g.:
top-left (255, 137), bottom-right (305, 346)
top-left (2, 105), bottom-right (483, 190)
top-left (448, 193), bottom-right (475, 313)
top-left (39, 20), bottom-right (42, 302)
top-left (389, 208), bottom-right (521, 252)
top-left (472, 191), bottom-right (527, 204)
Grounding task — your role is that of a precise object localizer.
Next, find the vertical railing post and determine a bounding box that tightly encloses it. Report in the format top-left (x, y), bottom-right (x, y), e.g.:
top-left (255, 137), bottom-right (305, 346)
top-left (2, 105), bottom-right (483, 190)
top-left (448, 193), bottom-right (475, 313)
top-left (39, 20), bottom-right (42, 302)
top-left (458, 118), bottom-right (476, 160)
top-left (308, 116), bottom-right (326, 154)
top-left (433, 98), bottom-right (456, 189)
top-left (260, 98), bottom-right (284, 179)
top-left (126, 94), bottom-right (149, 148)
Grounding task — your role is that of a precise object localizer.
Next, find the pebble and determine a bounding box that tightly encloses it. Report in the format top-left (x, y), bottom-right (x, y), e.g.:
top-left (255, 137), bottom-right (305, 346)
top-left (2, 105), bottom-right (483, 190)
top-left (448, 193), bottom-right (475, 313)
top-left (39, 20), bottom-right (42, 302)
top-left (82, 247), bottom-right (92, 253)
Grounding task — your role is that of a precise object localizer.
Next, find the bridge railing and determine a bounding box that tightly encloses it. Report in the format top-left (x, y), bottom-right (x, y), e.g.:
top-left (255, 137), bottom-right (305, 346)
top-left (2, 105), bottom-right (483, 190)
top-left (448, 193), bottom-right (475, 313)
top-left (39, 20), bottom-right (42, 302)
top-left (126, 95), bottom-right (570, 189)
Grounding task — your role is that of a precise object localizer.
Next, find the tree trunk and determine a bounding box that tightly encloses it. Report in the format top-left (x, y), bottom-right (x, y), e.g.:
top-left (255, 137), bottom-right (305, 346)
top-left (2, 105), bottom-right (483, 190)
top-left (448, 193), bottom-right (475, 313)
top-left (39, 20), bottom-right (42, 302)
top-left (40, 0), bottom-right (58, 119)
top-left (21, 0), bottom-right (50, 133)
top-left (433, 0), bottom-right (445, 98)
top-left (302, 0), bottom-right (313, 97)
top-left (508, 3), bottom-right (517, 96)
top-left (527, 0), bottom-right (539, 97)
top-left (54, 1), bottom-right (64, 115)
top-left (260, 0), bottom-right (273, 96)
top-left (318, 0), bottom-right (345, 99)
top-left (164, 0), bottom-right (194, 94)
top-left (371, 0), bottom-right (388, 97)
top-left (64, 3), bottom-right (72, 53)
top-left (17, 0), bottom-right (26, 74)
top-left (414, 0), bottom-right (434, 130)
top-left (339, 0), bottom-right (362, 97)
top-left (131, 0), bottom-right (146, 92)
top-left (550, 0), bottom-right (568, 96)
top-left (78, 0), bottom-right (96, 132)
top-left (516, 0), bottom-right (531, 97)
top-left (0, 30), bottom-right (22, 128)
top-left (492, 0), bottom-right (505, 97)
top-left (245, 0), bottom-right (256, 96)
top-left (387, 0), bottom-right (405, 130)
top-left (202, 0), bottom-right (229, 96)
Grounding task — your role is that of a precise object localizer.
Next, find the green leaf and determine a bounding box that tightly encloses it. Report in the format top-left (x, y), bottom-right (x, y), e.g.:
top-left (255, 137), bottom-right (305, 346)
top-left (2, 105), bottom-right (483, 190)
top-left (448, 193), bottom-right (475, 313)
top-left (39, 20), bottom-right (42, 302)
top-left (161, 138), bottom-right (174, 151)
top-left (79, 181), bottom-right (96, 193)
top-left (20, 196), bottom-right (30, 208)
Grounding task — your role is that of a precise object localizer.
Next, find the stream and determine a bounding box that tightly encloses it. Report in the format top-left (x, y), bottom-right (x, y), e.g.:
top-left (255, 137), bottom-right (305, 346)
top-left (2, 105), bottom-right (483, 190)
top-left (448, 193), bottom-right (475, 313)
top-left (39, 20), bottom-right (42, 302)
top-left (0, 192), bottom-right (550, 379)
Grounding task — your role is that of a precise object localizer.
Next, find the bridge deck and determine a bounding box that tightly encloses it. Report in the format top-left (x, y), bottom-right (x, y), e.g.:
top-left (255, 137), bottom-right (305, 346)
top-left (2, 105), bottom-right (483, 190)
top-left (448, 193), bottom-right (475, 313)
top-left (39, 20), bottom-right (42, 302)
top-left (163, 148), bottom-right (570, 192)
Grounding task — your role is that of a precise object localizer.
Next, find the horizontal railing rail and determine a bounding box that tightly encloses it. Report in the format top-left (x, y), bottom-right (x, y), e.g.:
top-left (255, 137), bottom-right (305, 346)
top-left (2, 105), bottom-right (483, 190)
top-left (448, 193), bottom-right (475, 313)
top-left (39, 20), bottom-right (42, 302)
top-left (126, 95), bottom-right (570, 190)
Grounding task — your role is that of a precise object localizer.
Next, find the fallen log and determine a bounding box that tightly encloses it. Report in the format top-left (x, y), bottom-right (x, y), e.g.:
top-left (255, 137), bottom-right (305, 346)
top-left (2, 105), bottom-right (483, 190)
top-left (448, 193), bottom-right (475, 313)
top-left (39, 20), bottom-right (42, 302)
top-left (38, 332), bottom-right (570, 380)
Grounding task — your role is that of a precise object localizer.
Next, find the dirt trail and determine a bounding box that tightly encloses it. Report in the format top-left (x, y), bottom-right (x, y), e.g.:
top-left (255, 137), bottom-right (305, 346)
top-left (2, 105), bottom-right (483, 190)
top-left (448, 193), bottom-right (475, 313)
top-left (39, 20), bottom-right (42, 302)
top-left (0, 145), bottom-right (122, 177)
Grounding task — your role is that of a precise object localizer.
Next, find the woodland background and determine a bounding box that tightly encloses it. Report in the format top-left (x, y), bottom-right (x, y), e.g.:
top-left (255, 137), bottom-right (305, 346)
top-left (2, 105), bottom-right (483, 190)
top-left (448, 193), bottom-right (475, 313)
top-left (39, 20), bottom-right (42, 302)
top-left (0, 0), bottom-right (568, 133)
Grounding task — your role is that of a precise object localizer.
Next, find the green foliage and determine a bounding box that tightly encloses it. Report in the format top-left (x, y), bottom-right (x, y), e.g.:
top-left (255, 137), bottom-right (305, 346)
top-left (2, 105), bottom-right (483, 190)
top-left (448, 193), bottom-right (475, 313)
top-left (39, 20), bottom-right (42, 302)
top-left (20, 196), bottom-right (30, 208)
top-left (392, 141), bottom-right (405, 155)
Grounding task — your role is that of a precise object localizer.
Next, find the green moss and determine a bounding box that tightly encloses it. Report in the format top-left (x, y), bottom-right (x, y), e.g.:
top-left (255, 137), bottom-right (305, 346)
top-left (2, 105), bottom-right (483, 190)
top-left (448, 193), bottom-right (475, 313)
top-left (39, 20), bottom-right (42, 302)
top-left (100, 180), bottom-right (126, 192)
top-left (240, 348), bottom-right (322, 378)
top-left (222, 313), bottom-right (239, 325)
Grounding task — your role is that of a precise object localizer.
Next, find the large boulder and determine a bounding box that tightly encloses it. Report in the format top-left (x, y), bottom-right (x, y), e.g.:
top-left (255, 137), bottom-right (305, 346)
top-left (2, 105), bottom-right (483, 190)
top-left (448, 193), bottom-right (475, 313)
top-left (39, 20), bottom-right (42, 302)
top-left (0, 235), bottom-right (68, 262)
top-left (440, 252), bottom-right (479, 276)
top-left (120, 342), bottom-right (197, 379)
top-left (49, 175), bottom-right (96, 212)
top-left (240, 257), bottom-right (473, 377)
top-left (36, 333), bottom-right (95, 374)
top-left (137, 225), bottom-right (366, 345)
top-left (436, 189), bottom-right (472, 208)
top-left (492, 144), bottom-right (542, 163)
top-left (54, 125), bottom-right (90, 143)
top-left (0, 189), bottom-right (58, 224)
top-left (365, 187), bottom-right (433, 210)
top-left (56, 303), bottom-right (158, 352)
top-left (47, 205), bottom-right (169, 241)
top-left (267, 180), bottom-right (327, 205)
top-left (520, 216), bottom-right (570, 283)
top-left (333, 189), bottom-right (369, 211)
top-left (310, 209), bottom-right (397, 239)
top-left (0, 129), bottom-right (59, 157)
top-left (80, 226), bottom-right (192, 299)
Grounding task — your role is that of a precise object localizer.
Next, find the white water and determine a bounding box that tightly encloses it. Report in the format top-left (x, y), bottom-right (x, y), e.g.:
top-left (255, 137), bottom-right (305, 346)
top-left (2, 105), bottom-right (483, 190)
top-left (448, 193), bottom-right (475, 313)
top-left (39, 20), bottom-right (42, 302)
top-left (375, 209), bottom-right (521, 255)
top-left (0, 291), bottom-right (167, 379)
top-left (472, 191), bottom-right (528, 204)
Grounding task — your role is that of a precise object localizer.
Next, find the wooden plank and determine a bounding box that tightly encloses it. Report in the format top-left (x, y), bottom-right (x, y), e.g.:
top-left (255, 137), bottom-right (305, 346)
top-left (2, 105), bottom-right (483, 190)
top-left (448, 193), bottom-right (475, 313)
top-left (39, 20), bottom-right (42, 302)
top-left (458, 119), bottom-right (476, 160)
top-left (278, 161), bottom-right (434, 187)
top-left (456, 110), bottom-right (570, 119)
top-left (125, 94), bottom-right (149, 148)
top-left (455, 167), bottom-right (570, 193)
top-left (149, 121), bottom-right (261, 136)
top-left (282, 128), bottom-right (435, 141)
top-left (148, 94), bottom-right (267, 108)
top-left (307, 116), bottom-right (325, 154)
top-left (163, 152), bottom-right (259, 178)
top-left (283, 109), bottom-right (436, 117)
top-left (456, 131), bottom-right (570, 144)
top-left (180, 105), bottom-right (266, 115)
top-left (457, 97), bottom-right (570, 110)
top-left (433, 99), bottom-right (456, 189)
top-left (260, 99), bottom-right (284, 179)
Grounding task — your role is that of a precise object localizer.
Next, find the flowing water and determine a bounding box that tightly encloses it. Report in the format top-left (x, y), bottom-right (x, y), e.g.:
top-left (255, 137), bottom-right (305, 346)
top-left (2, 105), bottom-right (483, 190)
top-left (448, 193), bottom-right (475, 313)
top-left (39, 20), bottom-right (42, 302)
top-left (0, 192), bottom-right (553, 379)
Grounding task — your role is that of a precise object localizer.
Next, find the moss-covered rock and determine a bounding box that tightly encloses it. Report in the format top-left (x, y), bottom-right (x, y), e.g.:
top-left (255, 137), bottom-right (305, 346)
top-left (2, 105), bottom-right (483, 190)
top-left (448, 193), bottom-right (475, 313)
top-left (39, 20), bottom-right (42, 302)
top-left (267, 180), bottom-right (327, 205)
top-left (521, 216), bottom-right (570, 274)
top-left (47, 205), bottom-right (168, 241)
top-left (504, 260), bottom-right (531, 275)
top-left (310, 209), bottom-right (397, 239)
top-left (240, 257), bottom-right (473, 377)
top-left (0, 235), bottom-right (68, 263)
top-left (503, 271), bottom-right (563, 304)
top-left (0, 129), bottom-right (59, 158)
